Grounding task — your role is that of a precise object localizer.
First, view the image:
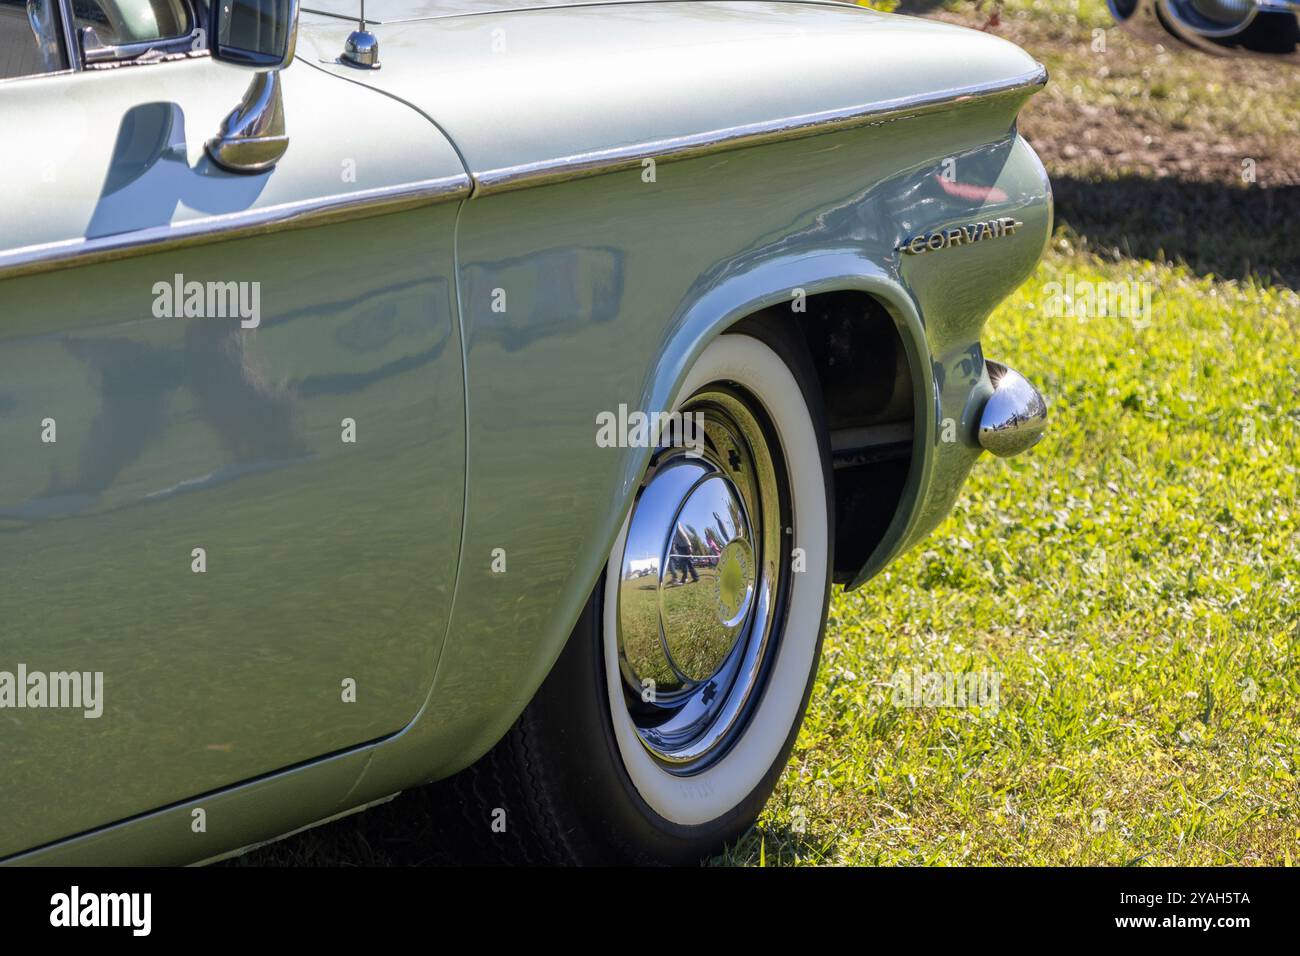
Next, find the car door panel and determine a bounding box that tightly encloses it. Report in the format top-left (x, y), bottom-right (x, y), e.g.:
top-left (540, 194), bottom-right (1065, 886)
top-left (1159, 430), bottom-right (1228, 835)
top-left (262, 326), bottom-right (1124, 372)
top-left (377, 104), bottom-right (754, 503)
top-left (0, 57), bottom-right (468, 856)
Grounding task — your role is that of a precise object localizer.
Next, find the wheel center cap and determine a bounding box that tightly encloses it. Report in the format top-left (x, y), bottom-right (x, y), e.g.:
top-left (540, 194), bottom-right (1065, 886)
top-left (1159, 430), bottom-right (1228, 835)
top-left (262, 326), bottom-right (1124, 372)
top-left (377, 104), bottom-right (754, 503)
top-left (714, 538), bottom-right (755, 629)
top-left (657, 473), bottom-right (755, 684)
top-left (616, 455), bottom-right (760, 694)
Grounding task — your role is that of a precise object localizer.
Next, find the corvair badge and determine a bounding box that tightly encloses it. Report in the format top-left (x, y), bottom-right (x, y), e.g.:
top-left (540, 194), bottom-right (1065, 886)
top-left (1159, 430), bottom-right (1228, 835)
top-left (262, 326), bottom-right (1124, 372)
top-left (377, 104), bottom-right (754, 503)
top-left (898, 217), bottom-right (1023, 255)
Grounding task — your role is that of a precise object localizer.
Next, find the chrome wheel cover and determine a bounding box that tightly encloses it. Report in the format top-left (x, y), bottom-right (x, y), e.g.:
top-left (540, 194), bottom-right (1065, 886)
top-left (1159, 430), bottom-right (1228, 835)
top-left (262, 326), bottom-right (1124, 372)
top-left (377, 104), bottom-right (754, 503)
top-left (613, 387), bottom-right (790, 772)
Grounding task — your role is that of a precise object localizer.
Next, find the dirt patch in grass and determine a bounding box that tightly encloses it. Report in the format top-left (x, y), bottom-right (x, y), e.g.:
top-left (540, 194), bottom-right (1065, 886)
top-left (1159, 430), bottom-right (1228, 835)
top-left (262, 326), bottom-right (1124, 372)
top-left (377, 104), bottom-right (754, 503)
top-left (910, 1), bottom-right (1300, 284)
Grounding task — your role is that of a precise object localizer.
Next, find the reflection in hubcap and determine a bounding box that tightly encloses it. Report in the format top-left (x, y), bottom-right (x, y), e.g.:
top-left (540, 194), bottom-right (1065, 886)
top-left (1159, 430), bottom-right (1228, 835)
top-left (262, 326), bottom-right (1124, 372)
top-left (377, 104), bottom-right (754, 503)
top-left (614, 389), bottom-right (789, 772)
top-left (659, 473), bottom-right (754, 684)
top-left (715, 538), bottom-right (754, 629)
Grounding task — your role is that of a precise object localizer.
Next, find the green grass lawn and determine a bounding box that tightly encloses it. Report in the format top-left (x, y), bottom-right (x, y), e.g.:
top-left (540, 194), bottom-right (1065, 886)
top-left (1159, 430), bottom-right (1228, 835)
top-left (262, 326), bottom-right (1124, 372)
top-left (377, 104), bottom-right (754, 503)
top-left (718, 247), bottom-right (1300, 865)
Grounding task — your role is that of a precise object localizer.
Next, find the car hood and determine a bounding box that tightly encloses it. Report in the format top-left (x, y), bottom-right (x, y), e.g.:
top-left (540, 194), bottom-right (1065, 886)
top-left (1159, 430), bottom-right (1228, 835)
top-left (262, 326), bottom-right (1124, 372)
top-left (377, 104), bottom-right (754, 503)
top-left (301, 0), bottom-right (849, 22)
top-left (297, 0), bottom-right (1043, 190)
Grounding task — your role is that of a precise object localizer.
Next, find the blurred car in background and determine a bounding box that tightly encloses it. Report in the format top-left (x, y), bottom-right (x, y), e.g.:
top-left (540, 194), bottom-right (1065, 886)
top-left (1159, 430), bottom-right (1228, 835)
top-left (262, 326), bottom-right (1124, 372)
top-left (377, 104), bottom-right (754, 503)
top-left (1109, 0), bottom-right (1300, 60)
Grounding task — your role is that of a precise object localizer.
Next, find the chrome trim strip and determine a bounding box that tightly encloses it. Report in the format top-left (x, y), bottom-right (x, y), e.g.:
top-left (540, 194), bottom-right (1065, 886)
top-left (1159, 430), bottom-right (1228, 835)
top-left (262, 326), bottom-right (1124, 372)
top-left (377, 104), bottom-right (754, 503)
top-left (0, 68), bottom-right (75, 87)
top-left (472, 64), bottom-right (1049, 196)
top-left (0, 175), bottom-right (470, 281)
top-left (0, 175), bottom-right (467, 280)
top-left (304, 0), bottom-right (865, 27)
top-left (301, 6), bottom-right (387, 23)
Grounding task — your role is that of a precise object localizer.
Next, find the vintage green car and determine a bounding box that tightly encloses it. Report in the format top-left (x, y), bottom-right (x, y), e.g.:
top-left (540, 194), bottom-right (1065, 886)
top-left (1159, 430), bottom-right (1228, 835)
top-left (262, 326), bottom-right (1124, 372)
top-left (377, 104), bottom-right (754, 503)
top-left (0, 0), bottom-right (1049, 865)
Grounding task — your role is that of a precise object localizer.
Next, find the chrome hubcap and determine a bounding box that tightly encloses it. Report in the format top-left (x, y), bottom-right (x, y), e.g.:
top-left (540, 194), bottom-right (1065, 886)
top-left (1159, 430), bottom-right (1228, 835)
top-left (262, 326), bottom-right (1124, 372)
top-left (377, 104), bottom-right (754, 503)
top-left (626, 468), bottom-right (754, 687)
top-left (614, 388), bottom-right (789, 771)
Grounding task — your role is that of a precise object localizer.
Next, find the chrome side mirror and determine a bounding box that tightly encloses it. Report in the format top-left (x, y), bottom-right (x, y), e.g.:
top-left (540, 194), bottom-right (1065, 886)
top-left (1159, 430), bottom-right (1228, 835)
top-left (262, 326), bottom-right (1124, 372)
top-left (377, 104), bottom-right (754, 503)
top-left (206, 0), bottom-right (301, 173)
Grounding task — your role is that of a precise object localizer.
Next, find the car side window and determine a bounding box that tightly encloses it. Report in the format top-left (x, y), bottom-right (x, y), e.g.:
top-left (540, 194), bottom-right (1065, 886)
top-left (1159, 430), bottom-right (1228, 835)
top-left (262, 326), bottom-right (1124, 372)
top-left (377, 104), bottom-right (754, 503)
top-left (72, 0), bottom-right (193, 48)
top-left (0, 0), bottom-right (67, 80)
top-left (1, 0), bottom-right (200, 81)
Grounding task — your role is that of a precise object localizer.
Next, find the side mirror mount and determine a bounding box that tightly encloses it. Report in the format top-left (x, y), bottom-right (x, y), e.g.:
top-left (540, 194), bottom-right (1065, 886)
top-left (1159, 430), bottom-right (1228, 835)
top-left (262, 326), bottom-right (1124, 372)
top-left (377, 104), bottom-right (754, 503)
top-left (206, 0), bottom-right (301, 174)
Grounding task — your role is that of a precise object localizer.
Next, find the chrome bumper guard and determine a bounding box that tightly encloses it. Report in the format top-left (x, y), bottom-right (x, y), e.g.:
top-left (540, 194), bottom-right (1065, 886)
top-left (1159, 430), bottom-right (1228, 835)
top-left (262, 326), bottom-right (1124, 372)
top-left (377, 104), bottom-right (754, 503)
top-left (977, 360), bottom-right (1048, 457)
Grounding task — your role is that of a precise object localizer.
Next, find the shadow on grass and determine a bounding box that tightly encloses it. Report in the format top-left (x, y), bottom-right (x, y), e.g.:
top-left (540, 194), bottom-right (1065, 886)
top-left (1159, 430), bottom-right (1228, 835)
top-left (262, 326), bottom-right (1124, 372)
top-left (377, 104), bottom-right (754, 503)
top-left (222, 785), bottom-right (473, 867)
top-left (227, 786), bottom-right (843, 867)
top-left (1052, 175), bottom-right (1300, 287)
